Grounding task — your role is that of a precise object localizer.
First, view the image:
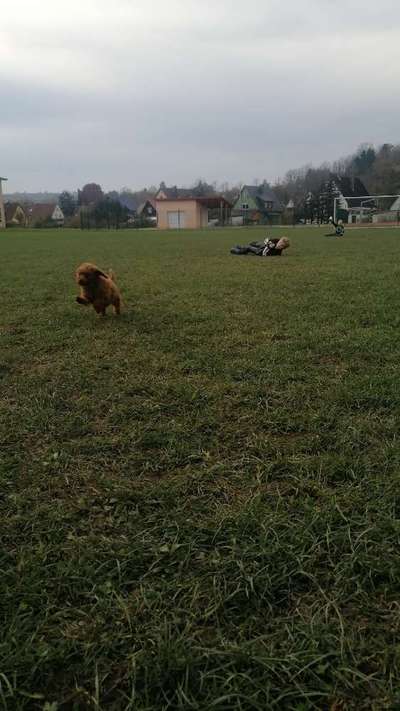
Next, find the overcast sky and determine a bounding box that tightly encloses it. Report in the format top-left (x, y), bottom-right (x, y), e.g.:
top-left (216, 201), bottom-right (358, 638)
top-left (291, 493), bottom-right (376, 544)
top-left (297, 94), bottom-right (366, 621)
top-left (1, 0), bottom-right (400, 192)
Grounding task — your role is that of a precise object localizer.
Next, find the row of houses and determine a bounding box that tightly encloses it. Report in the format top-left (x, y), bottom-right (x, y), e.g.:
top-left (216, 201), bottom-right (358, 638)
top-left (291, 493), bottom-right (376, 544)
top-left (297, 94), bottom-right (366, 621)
top-left (2, 175), bottom-right (400, 230)
top-left (0, 176), bottom-right (65, 228)
top-left (130, 180), bottom-right (400, 228)
top-left (121, 183), bottom-right (287, 229)
top-left (0, 179), bottom-right (287, 230)
top-left (154, 182), bottom-right (289, 229)
top-left (4, 202), bottom-right (65, 227)
top-left (155, 179), bottom-right (400, 228)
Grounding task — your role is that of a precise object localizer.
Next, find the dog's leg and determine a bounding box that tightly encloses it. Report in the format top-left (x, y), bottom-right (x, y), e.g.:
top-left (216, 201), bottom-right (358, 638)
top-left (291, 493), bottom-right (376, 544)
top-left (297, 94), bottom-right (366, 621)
top-left (94, 303), bottom-right (107, 317)
top-left (76, 287), bottom-right (90, 305)
top-left (113, 297), bottom-right (121, 315)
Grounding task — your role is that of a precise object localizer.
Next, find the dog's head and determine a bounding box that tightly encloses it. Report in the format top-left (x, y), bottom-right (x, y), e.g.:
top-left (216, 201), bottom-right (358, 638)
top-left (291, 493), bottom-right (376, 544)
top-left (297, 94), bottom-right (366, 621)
top-left (75, 262), bottom-right (107, 287)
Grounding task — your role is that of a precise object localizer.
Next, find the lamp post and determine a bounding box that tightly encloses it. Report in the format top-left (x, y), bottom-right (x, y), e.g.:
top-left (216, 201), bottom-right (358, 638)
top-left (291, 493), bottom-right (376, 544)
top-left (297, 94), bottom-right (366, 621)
top-left (0, 176), bottom-right (8, 229)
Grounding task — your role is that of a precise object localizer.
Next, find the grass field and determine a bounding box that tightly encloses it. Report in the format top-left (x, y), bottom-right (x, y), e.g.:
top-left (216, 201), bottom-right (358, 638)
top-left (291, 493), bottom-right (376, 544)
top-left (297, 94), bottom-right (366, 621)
top-left (2, 225), bottom-right (400, 710)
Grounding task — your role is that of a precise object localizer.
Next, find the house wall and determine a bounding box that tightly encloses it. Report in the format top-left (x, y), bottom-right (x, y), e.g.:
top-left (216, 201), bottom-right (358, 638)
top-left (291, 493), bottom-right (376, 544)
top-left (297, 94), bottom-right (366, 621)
top-left (7, 205), bottom-right (27, 226)
top-left (233, 188), bottom-right (282, 224)
top-left (156, 200), bottom-right (205, 229)
top-left (16, 206), bottom-right (27, 226)
top-left (233, 188), bottom-right (257, 211)
top-left (283, 207), bottom-right (295, 225)
top-left (200, 206), bottom-right (208, 227)
top-left (52, 205), bottom-right (64, 222)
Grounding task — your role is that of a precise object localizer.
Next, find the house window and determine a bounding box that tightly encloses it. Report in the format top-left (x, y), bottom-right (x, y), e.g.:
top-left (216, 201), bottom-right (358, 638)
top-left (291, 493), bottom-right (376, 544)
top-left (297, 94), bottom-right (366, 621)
top-left (242, 203), bottom-right (249, 210)
top-left (266, 201), bottom-right (273, 210)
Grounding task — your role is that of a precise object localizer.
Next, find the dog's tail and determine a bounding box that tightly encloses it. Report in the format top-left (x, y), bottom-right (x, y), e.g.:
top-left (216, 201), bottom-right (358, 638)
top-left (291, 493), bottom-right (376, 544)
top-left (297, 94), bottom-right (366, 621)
top-left (108, 268), bottom-right (126, 310)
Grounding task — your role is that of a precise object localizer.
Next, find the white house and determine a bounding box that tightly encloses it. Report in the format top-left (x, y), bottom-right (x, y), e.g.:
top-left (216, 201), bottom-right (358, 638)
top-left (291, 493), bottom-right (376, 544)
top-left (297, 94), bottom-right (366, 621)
top-left (390, 196), bottom-right (400, 212)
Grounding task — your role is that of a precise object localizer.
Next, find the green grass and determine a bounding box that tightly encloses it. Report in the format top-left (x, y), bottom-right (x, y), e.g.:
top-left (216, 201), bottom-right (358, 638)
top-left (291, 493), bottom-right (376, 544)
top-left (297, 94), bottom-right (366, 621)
top-left (1, 225), bottom-right (400, 710)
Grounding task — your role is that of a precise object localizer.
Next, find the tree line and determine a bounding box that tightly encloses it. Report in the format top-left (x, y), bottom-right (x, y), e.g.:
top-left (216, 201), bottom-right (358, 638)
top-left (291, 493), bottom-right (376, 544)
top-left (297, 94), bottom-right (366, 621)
top-left (271, 143), bottom-right (400, 207)
top-left (54, 142), bottom-right (400, 227)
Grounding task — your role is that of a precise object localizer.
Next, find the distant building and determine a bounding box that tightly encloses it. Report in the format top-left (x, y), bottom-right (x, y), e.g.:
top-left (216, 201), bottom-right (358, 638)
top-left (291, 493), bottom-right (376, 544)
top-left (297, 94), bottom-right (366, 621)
top-left (118, 194), bottom-right (140, 215)
top-left (155, 183), bottom-right (194, 200)
top-left (390, 196), bottom-right (400, 212)
top-left (5, 202), bottom-right (28, 227)
top-left (232, 184), bottom-right (284, 225)
top-left (156, 196), bottom-right (231, 230)
top-left (0, 177), bottom-right (8, 229)
top-left (137, 199), bottom-right (157, 223)
top-left (118, 195), bottom-right (157, 225)
top-left (26, 203), bottom-right (65, 227)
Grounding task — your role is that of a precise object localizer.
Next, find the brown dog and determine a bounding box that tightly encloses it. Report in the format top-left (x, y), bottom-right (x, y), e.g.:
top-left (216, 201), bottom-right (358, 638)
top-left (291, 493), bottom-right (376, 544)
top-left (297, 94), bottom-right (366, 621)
top-left (75, 262), bottom-right (121, 316)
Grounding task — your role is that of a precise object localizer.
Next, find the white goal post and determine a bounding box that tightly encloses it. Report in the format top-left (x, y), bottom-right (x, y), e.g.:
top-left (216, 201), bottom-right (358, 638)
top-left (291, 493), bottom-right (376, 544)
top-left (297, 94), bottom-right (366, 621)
top-left (333, 194), bottom-right (400, 225)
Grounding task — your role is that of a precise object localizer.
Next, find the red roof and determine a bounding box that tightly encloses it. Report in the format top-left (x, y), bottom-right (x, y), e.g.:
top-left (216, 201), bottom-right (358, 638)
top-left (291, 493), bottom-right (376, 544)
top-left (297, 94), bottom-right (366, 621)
top-left (26, 203), bottom-right (57, 220)
top-left (196, 196), bottom-right (232, 208)
top-left (155, 195), bottom-right (232, 208)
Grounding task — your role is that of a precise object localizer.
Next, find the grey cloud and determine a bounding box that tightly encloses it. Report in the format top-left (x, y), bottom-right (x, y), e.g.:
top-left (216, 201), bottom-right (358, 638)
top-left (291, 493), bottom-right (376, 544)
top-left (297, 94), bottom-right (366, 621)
top-left (1, 0), bottom-right (400, 191)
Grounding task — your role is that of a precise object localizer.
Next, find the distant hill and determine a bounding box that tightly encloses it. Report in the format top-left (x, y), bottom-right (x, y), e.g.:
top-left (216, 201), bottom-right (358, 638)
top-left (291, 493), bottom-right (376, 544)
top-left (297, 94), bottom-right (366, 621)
top-left (4, 192), bottom-right (62, 204)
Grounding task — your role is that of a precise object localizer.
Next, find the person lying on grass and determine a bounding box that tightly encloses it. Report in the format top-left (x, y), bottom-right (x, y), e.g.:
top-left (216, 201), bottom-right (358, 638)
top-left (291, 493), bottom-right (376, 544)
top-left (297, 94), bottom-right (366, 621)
top-left (326, 217), bottom-right (345, 237)
top-left (230, 236), bottom-right (290, 256)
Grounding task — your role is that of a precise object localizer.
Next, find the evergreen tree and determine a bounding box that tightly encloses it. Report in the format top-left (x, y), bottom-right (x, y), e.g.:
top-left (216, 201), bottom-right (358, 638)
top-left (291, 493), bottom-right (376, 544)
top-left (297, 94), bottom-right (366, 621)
top-left (58, 191), bottom-right (76, 217)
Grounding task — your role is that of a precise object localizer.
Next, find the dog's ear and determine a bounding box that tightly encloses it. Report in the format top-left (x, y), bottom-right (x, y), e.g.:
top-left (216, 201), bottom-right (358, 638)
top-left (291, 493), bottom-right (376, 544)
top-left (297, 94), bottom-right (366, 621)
top-left (94, 269), bottom-right (108, 279)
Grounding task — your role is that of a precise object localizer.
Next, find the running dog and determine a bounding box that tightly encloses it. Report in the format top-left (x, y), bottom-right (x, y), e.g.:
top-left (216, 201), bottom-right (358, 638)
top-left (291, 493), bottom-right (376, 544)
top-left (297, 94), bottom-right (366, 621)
top-left (75, 262), bottom-right (121, 316)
